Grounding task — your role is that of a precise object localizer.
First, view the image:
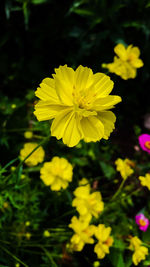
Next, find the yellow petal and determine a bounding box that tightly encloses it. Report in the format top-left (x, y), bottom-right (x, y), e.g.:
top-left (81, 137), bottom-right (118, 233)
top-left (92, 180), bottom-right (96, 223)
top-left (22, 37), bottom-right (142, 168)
top-left (53, 65), bottom-right (75, 105)
top-left (34, 101), bottom-right (67, 121)
top-left (93, 95), bottom-right (122, 111)
top-left (51, 109), bottom-right (82, 147)
top-left (131, 58), bottom-right (144, 68)
top-left (114, 43), bottom-right (127, 60)
top-left (75, 65), bottom-right (93, 91)
top-left (80, 116), bottom-right (104, 142)
top-left (35, 81), bottom-right (58, 102)
top-left (97, 111), bottom-right (116, 139)
top-left (93, 73), bottom-right (114, 97)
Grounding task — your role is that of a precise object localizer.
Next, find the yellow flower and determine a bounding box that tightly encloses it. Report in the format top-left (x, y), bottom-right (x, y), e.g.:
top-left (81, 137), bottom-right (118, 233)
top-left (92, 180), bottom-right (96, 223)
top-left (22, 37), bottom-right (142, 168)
top-left (129, 236), bottom-right (148, 266)
top-left (72, 180), bottom-right (104, 219)
top-left (103, 44), bottom-right (143, 80)
top-left (34, 65), bottom-right (121, 147)
top-left (40, 157), bottom-right (73, 191)
top-left (115, 158), bottom-right (134, 180)
top-left (24, 131), bottom-right (33, 139)
top-left (94, 224), bottom-right (113, 259)
top-left (69, 216), bottom-right (95, 251)
top-left (43, 230), bottom-right (51, 237)
top-left (139, 173), bottom-right (150, 190)
top-left (25, 232), bottom-right (31, 240)
top-left (20, 143), bottom-right (45, 166)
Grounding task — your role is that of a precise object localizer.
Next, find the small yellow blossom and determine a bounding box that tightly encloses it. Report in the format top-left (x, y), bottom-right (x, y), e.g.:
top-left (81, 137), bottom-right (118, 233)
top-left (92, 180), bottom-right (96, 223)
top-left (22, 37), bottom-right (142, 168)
top-left (11, 104), bottom-right (16, 109)
top-left (43, 230), bottom-right (51, 237)
top-left (72, 180), bottom-right (104, 219)
top-left (129, 236), bottom-right (148, 266)
top-left (139, 173), bottom-right (150, 190)
top-left (115, 158), bottom-right (134, 180)
top-left (94, 224), bottom-right (113, 259)
top-left (24, 131), bottom-right (33, 139)
top-left (34, 65), bottom-right (121, 147)
top-left (40, 157), bottom-right (73, 191)
top-left (25, 232), bottom-right (31, 240)
top-left (11, 166), bottom-right (16, 171)
top-left (25, 221), bottom-right (30, 227)
top-left (69, 216), bottom-right (95, 251)
top-left (93, 261), bottom-right (100, 267)
top-left (15, 263), bottom-right (20, 267)
top-left (20, 143), bottom-right (45, 166)
top-left (102, 44), bottom-right (143, 80)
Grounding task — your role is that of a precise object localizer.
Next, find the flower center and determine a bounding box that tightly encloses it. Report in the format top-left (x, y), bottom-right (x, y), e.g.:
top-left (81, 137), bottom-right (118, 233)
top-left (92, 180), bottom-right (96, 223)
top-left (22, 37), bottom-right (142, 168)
top-left (144, 141), bottom-right (150, 149)
top-left (139, 219), bottom-right (146, 226)
top-left (104, 237), bottom-right (113, 247)
top-left (72, 87), bottom-right (96, 110)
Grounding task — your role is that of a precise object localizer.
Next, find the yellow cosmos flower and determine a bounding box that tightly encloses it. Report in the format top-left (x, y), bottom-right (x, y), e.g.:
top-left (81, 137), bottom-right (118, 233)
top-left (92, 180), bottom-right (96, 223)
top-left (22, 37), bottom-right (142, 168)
top-left (34, 65), bottom-right (121, 147)
top-left (139, 173), bottom-right (150, 190)
top-left (94, 224), bottom-right (113, 259)
top-left (20, 143), bottom-right (45, 166)
top-left (72, 180), bottom-right (104, 219)
top-left (103, 44), bottom-right (143, 80)
top-left (115, 158), bottom-right (134, 180)
top-left (40, 156), bottom-right (73, 191)
top-left (69, 215), bottom-right (95, 251)
top-left (129, 236), bottom-right (148, 266)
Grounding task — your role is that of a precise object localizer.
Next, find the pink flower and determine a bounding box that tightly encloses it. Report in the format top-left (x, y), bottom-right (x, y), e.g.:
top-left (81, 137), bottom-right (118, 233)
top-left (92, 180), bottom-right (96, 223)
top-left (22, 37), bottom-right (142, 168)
top-left (138, 134), bottom-right (150, 154)
top-left (135, 213), bottom-right (149, 232)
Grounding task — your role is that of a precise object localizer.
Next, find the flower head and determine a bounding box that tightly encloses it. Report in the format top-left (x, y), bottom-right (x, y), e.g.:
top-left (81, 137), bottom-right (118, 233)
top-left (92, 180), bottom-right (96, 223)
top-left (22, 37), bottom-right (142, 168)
top-left (138, 134), bottom-right (150, 154)
top-left (24, 131), bottom-right (33, 139)
top-left (34, 65), bottom-right (121, 147)
top-left (115, 158), bottom-right (134, 180)
top-left (20, 143), bottom-right (45, 166)
top-left (72, 179), bottom-right (104, 219)
top-left (103, 44), bottom-right (143, 80)
top-left (135, 213), bottom-right (149, 232)
top-left (40, 157), bottom-right (73, 191)
top-left (69, 216), bottom-right (95, 251)
top-left (129, 236), bottom-right (148, 266)
top-left (94, 224), bottom-right (113, 259)
top-left (139, 173), bottom-right (150, 190)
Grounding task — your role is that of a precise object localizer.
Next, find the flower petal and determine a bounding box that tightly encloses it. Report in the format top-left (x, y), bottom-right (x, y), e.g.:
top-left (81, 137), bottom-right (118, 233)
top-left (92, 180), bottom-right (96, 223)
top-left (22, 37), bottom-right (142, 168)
top-left (75, 65), bottom-right (93, 91)
top-left (114, 43), bottom-right (127, 60)
top-left (51, 109), bottom-right (82, 147)
top-left (80, 116), bottom-right (104, 142)
top-left (53, 65), bottom-right (75, 105)
top-left (93, 95), bottom-right (122, 111)
top-left (93, 73), bottom-right (114, 96)
top-left (34, 101), bottom-right (68, 121)
top-left (97, 111), bottom-right (116, 139)
top-left (35, 80), bottom-right (58, 102)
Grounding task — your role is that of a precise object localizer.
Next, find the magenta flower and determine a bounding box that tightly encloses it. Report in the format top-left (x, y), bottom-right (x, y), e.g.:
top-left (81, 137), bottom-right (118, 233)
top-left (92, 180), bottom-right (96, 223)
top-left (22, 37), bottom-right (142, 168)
top-left (138, 134), bottom-right (150, 154)
top-left (135, 213), bottom-right (149, 232)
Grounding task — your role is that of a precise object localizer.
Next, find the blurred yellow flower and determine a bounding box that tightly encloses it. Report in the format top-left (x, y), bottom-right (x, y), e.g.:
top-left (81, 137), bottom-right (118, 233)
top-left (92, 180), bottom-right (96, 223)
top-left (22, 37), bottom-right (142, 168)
top-left (129, 236), bottom-right (148, 266)
top-left (20, 143), bottom-right (45, 166)
top-left (139, 173), bottom-right (150, 190)
top-left (43, 230), bottom-right (51, 237)
top-left (115, 158), bottom-right (134, 180)
top-left (72, 180), bottom-right (104, 219)
top-left (25, 232), bottom-right (31, 240)
top-left (40, 157), bottom-right (73, 191)
top-left (24, 131), bottom-right (33, 139)
top-left (102, 44), bottom-right (143, 80)
top-left (34, 65), bottom-right (121, 147)
top-left (69, 215), bottom-right (95, 251)
top-left (94, 224), bottom-right (113, 259)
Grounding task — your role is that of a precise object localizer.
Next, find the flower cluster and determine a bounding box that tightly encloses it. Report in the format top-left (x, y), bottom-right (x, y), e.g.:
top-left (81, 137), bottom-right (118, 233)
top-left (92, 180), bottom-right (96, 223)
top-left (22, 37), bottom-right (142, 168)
top-left (129, 236), bottom-right (148, 265)
top-left (20, 143), bottom-right (45, 166)
top-left (115, 158), bottom-right (134, 180)
top-left (72, 178), bottom-right (104, 220)
top-left (102, 44), bottom-right (143, 80)
top-left (40, 156), bottom-right (73, 191)
top-left (69, 178), bottom-right (113, 261)
top-left (34, 65), bottom-right (121, 147)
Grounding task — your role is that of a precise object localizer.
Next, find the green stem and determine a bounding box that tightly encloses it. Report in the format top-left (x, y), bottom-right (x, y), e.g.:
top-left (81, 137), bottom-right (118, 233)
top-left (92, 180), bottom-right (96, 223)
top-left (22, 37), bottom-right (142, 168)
top-left (0, 245), bottom-right (29, 267)
top-left (111, 178), bottom-right (126, 201)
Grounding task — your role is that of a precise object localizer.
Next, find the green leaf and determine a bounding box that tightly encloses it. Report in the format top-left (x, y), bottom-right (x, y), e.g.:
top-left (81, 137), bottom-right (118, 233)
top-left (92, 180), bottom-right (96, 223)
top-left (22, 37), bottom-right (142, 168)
top-left (99, 161), bottom-right (115, 179)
